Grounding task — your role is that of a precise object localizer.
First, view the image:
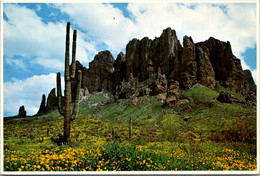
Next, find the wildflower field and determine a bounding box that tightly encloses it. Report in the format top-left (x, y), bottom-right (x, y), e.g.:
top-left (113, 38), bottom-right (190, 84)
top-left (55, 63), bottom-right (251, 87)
top-left (3, 85), bottom-right (257, 172)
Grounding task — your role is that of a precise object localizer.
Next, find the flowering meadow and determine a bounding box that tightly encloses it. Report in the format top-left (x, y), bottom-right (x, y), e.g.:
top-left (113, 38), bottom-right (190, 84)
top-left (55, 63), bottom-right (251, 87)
top-left (3, 87), bottom-right (257, 172)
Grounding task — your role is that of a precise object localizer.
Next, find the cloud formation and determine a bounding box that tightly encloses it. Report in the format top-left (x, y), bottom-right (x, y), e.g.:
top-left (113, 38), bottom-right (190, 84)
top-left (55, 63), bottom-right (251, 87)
top-left (56, 3), bottom-right (256, 70)
top-left (4, 4), bottom-right (95, 70)
top-left (3, 2), bottom-right (257, 116)
top-left (4, 73), bottom-right (65, 116)
top-left (57, 3), bottom-right (135, 55)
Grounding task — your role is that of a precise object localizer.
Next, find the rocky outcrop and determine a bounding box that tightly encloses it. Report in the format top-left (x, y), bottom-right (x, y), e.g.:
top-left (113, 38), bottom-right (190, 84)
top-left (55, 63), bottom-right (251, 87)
top-left (123, 28), bottom-right (182, 82)
top-left (155, 28), bottom-right (182, 78)
top-left (18, 105), bottom-right (26, 117)
top-left (243, 69), bottom-right (256, 93)
top-left (196, 37), bottom-right (247, 94)
top-left (74, 28), bottom-right (249, 97)
top-left (195, 47), bottom-right (216, 89)
top-left (46, 88), bottom-right (58, 112)
top-left (154, 68), bottom-right (167, 102)
top-left (37, 27), bottom-right (254, 115)
top-left (179, 36), bottom-right (197, 89)
top-left (36, 88), bottom-right (58, 115)
top-left (115, 73), bottom-right (139, 100)
top-left (84, 50), bottom-right (114, 93)
top-left (113, 52), bottom-right (126, 92)
top-left (37, 94), bottom-right (47, 114)
top-left (79, 87), bottom-right (90, 102)
top-left (245, 92), bottom-right (256, 106)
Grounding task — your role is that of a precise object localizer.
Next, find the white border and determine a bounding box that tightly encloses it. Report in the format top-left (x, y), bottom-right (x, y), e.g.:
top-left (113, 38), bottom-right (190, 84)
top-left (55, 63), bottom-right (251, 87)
top-left (1, 0), bottom-right (4, 175)
top-left (0, 0), bottom-right (259, 175)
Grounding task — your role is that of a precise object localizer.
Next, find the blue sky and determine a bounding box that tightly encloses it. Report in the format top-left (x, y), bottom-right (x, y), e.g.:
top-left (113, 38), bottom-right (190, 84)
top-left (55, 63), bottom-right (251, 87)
top-left (3, 2), bottom-right (258, 117)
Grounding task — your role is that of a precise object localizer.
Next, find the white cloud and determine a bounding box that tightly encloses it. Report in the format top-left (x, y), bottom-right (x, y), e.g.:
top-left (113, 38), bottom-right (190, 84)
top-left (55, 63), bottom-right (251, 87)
top-left (56, 3), bottom-right (256, 70)
top-left (127, 3), bottom-right (256, 59)
top-left (5, 57), bottom-right (27, 71)
top-left (30, 58), bottom-right (64, 70)
top-left (57, 3), bottom-right (135, 55)
top-left (3, 4), bottom-right (95, 71)
top-left (4, 73), bottom-right (65, 116)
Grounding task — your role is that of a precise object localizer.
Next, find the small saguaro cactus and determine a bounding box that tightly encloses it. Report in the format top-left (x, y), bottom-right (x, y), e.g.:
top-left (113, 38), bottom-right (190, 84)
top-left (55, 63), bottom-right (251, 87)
top-left (129, 116), bottom-right (132, 143)
top-left (56, 22), bottom-right (82, 143)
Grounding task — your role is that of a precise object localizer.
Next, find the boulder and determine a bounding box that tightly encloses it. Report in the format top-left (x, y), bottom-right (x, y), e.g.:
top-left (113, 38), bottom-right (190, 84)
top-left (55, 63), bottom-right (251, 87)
top-left (184, 116), bottom-right (192, 121)
top-left (217, 91), bottom-right (232, 103)
top-left (165, 80), bottom-right (190, 107)
top-left (184, 105), bottom-right (192, 112)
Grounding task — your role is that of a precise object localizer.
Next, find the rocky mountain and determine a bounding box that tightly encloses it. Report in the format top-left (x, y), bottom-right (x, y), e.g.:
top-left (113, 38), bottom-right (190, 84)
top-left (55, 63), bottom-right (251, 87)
top-left (36, 27), bottom-right (256, 115)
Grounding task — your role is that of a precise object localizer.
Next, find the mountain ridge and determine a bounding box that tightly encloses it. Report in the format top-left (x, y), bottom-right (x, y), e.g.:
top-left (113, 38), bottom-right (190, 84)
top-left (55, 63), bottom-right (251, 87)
top-left (20, 27), bottom-right (257, 116)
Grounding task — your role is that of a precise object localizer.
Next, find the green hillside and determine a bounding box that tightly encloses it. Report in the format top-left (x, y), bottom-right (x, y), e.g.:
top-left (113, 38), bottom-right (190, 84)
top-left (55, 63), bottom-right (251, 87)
top-left (4, 85), bottom-right (256, 171)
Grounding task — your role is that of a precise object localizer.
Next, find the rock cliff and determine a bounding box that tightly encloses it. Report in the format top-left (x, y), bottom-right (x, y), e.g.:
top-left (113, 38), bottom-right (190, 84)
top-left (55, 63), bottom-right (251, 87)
top-left (37, 27), bottom-right (256, 113)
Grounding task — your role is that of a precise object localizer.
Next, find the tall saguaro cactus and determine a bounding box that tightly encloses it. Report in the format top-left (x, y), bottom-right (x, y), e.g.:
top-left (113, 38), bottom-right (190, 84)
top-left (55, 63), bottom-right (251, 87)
top-left (57, 22), bottom-right (82, 143)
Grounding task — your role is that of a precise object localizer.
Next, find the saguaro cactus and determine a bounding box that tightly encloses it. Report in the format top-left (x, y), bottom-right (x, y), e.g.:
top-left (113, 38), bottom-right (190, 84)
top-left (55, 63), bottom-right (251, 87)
top-left (129, 116), bottom-right (132, 143)
top-left (56, 22), bottom-right (82, 143)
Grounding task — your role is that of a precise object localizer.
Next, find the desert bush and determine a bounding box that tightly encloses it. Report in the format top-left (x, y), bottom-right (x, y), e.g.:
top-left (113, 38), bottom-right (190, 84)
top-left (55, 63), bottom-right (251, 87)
top-left (209, 119), bottom-right (256, 144)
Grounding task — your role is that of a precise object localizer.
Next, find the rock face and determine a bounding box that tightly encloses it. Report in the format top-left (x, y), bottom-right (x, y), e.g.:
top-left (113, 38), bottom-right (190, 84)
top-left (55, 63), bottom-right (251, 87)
top-left (154, 68), bottom-right (168, 102)
top-left (46, 88), bottom-right (58, 112)
top-left (179, 36), bottom-right (197, 89)
top-left (165, 80), bottom-right (190, 107)
top-left (243, 69), bottom-right (256, 93)
top-left (115, 73), bottom-right (139, 100)
top-left (38, 27), bottom-right (253, 114)
top-left (36, 88), bottom-right (58, 115)
top-left (37, 94), bottom-right (47, 115)
top-left (165, 80), bottom-right (180, 107)
top-left (85, 50), bottom-right (115, 93)
top-left (74, 28), bottom-right (249, 97)
top-left (71, 51), bottom-right (115, 95)
top-left (245, 92), bottom-right (256, 106)
top-left (18, 105), bottom-right (26, 117)
top-left (196, 38), bottom-right (248, 94)
top-left (195, 47), bottom-right (216, 88)
top-left (113, 52), bottom-right (126, 93)
top-left (123, 28), bottom-right (182, 82)
top-left (79, 87), bottom-right (90, 101)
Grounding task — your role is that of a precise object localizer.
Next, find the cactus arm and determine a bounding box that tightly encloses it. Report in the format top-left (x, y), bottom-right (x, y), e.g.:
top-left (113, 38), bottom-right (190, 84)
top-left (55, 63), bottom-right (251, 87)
top-left (65, 22), bottom-right (71, 81)
top-left (71, 70), bottom-right (82, 121)
top-left (71, 30), bottom-right (77, 79)
top-left (57, 72), bottom-right (64, 116)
